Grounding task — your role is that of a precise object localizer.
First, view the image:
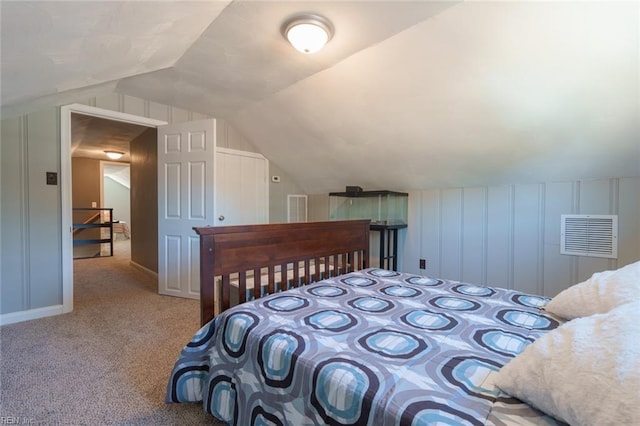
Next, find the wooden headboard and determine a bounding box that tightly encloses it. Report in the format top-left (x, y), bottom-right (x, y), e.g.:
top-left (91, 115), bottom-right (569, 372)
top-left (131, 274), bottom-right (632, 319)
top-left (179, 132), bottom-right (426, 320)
top-left (193, 220), bottom-right (370, 325)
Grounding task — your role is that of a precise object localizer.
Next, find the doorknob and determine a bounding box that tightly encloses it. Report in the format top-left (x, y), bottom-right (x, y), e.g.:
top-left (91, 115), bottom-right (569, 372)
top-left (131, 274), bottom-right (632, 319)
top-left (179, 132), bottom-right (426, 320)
top-left (218, 215), bottom-right (225, 221)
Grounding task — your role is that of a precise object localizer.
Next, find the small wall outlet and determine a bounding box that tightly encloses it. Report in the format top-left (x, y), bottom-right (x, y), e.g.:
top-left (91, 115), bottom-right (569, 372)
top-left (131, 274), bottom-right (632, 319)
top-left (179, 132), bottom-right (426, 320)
top-left (419, 259), bottom-right (426, 269)
top-left (91, 201), bottom-right (97, 208)
top-left (271, 175), bottom-right (281, 183)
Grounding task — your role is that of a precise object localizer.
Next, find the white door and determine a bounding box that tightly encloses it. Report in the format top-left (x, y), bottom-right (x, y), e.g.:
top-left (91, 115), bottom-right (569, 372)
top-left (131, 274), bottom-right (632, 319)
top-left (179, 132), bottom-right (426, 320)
top-left (215, 148), bottom-right (269, 226)
top-left (158, 119), bottom-right (216, 299)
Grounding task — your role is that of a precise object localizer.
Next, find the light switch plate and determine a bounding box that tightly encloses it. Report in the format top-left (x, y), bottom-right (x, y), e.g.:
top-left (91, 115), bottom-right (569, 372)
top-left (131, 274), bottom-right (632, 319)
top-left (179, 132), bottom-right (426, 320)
top-left (46, 172), bottom-right (58, 185)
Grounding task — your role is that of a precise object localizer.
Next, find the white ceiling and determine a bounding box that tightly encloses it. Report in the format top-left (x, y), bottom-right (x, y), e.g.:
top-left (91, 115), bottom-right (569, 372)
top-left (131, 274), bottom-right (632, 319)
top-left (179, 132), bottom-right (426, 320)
top-left (2, 1), bottom-right (638, 194)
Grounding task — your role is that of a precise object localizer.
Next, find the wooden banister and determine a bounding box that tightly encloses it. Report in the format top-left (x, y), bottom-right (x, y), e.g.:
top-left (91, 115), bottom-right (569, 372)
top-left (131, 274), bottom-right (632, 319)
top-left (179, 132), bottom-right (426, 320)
top-left (72, 212), bottom-right (101, 235)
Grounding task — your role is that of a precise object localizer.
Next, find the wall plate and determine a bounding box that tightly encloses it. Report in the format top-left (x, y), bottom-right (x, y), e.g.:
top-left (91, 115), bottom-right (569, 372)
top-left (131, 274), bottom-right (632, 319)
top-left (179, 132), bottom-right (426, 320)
top-left (46, 172), bottom-right (58, 185)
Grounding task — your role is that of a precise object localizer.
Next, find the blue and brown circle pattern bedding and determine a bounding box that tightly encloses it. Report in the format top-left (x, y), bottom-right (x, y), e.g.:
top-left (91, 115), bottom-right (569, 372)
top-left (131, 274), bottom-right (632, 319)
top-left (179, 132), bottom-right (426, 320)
top-left (166, 268), bottom-right (563, 425)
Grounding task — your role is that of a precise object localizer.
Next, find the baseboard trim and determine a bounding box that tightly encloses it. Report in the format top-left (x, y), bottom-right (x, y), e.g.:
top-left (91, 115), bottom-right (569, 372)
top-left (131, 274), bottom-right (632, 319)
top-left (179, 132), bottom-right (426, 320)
top-left (0, 305), bottom-right (65, 326)
top-left (130, 260), bottom-right (158, 281)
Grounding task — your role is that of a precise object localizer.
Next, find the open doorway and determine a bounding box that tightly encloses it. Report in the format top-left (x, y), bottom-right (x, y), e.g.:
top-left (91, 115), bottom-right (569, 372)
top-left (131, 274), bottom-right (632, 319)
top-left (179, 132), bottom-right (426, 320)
top-left (71, 158), bottom-right (133, 259)
top-left (71, 115), bottom-right (145, 259)
top-left (61, 104), bottom-right (167, 315)
top-left (103, 161), bottom-right (131, 246)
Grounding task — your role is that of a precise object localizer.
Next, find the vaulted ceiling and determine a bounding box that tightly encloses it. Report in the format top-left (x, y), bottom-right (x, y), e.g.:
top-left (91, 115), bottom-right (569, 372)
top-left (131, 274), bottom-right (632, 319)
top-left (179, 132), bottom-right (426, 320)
top-left (2, 1), bottom-right (638, 194)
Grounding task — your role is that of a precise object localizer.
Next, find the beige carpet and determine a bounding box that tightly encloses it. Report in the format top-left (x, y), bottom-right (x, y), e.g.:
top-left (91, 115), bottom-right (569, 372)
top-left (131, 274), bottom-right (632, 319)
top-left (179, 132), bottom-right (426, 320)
top-left (0, 240), bottom-right (223, 425)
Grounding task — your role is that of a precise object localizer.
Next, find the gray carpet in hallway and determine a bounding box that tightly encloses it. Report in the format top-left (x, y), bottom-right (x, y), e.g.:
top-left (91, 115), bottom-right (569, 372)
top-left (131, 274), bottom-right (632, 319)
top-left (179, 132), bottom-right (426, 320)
top-left (0, 240), bottom-right (223, 425)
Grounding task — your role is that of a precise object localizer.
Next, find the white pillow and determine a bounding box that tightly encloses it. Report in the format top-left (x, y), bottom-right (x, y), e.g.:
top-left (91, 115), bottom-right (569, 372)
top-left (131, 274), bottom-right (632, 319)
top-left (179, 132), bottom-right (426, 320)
top-left (544, 260), bottom-right (640, 320)
top-left (495, 301), bottom-right (640, 426)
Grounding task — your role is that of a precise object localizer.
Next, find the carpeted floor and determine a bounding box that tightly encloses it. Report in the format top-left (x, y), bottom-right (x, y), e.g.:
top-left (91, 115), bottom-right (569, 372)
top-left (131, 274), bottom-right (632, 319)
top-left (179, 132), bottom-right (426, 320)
top-left (0, 240), bottom-right (223, 425)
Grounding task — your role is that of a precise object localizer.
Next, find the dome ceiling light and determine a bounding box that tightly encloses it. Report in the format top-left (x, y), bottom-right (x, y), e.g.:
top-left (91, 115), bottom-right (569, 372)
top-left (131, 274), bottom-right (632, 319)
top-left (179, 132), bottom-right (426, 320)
top-left (104, 150), bottom-right (124, 160)
top-left (283, 14), bottom-right (333, 54)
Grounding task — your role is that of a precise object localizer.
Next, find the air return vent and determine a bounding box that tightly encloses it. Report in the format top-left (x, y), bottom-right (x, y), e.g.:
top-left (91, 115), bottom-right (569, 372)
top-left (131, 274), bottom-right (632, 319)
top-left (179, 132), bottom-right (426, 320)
top-left (287, 195), bottom-right (308, 223)
top-left (561, 214), bottom-right (618, 258)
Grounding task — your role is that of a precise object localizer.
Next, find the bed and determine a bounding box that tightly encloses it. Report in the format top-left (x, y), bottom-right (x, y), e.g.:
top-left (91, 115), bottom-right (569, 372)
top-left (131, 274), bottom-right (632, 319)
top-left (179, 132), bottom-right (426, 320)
top-left (166, 220), bottom-right (640, 426)
top-left (112, 221), bottom-right (130, 240)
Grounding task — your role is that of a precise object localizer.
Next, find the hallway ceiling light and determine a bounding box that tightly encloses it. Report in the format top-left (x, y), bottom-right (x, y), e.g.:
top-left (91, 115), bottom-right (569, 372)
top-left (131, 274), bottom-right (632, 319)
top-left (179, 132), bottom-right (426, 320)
top-left (283, 14), bottom-right (333, 54)
top-left (105, 150), bottom-right (124, 160)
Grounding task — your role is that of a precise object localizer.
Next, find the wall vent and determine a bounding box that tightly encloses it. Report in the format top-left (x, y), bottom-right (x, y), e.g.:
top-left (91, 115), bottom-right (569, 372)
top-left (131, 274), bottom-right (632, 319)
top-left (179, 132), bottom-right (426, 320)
top-left (561, 214), bottom-right (618, 258)
top-left (287, 195), bottom-right (308, 223)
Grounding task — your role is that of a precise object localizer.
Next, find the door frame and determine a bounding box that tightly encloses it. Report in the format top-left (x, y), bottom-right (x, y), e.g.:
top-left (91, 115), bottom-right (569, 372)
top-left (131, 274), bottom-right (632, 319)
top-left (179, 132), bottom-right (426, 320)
top-left (60, 103), bottom-right (167, 315)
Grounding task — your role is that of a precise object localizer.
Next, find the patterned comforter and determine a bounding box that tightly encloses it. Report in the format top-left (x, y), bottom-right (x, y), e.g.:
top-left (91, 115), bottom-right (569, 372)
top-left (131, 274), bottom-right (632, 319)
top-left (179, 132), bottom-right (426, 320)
top-left (166, 269), bottom-right (563, 425)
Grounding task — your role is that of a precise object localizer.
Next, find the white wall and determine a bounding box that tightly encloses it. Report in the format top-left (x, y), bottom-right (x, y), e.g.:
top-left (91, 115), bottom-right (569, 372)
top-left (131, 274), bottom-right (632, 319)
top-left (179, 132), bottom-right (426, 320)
top-left (401, 177), bottom-right (640, 297)
top-left (0, 94), bottom-right (209, 322)
top-left (1, 109), bottom-right (62, 316)
top-left (269, 162), bottom-right (306, 224)
top-left (308, 176), bottom-right (639, 297)
top-left (1, 92), bottom-right (307, 323)
top-left (103, 176), bottom-right (130, 228)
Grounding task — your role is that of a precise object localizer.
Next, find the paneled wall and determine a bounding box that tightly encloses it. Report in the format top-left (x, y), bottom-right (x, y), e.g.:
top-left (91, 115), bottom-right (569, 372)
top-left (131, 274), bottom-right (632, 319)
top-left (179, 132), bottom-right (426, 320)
top-left (307, 176), bottom-right (639, 296)
top-left (1, 94), bottom-right (211, 319)
top-left (1, 109), bottom-right (63, 315)
top-left (269, 162), bottom-right (306, 223)
top-left (1, 92), bottom-right (307, 321)
top-left (402, 177), bottom-right (640, 297)
top-left (77, 94), bottom-right (211, 124)
top-left (81, 93), bottom-right (304, 225)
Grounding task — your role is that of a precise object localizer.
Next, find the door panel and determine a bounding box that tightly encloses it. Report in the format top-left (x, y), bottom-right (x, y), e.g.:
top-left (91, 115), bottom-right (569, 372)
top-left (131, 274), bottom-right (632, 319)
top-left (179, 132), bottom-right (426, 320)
top-left (215, 148), bottom-right (269, 226)
top-left (158, 131), bottom-right (269, 299)
top-left (158, 119), bottom-right (216, 299)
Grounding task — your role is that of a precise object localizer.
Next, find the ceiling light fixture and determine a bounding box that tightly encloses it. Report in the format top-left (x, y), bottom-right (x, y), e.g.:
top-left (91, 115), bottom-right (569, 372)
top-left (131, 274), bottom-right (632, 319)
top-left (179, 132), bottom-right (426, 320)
top-left (104, 150), bottom-right (124, 160)
top-left (283, 14), bottom-right (333, 54)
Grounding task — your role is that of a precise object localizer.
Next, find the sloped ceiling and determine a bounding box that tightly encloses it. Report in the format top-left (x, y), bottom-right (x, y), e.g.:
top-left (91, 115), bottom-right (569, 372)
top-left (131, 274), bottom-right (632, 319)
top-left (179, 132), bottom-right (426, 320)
top-left (103, 163), bottom-right (131, 189)
top-left (1, 1), bottom-right (228, 106)
top-left (2, 1), bottom-right (638, 194)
